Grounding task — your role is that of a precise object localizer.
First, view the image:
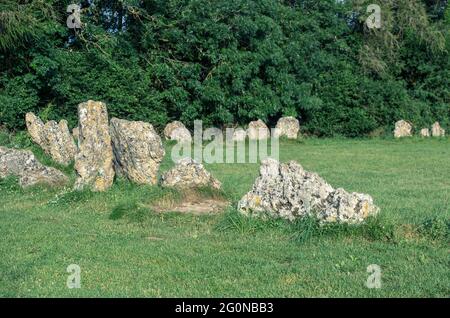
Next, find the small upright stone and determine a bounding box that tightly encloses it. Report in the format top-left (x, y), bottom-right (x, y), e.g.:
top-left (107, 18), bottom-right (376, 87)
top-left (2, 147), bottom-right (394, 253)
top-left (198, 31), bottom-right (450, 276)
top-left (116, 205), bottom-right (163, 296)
top-left (247, 119), bottom-right (270, 140)
top-left (25, 113), bottom-right (76, 165)
top-left (164, 121), bottom-right (192, 143)
top-left (420, 128), bottom-right (430, 137)
top-left (394, 120), bottom-right (412, 138)
top-left (74, 101), bottom-right (115, 192)
top-left (0, 146), bottom-right (68, 188)
top-left (431, 122), bottom-right (445, 137)
top-left (275, 117), bottom-right (300, 139)
top-left (161, 157), bottom-right (221, 190)
top-left (72, 127), bottom-right (79, 141)
top-left (110, 118), bottom-right (165, 185)
top-left (232, 127), bottom-right (247, 142)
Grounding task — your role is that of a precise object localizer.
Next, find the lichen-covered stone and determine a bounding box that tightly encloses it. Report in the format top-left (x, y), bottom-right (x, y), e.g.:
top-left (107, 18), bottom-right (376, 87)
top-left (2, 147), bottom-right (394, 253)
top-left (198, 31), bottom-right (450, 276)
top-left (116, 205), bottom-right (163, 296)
top-left (238, 158), bottom-right (379, 224)
top-left (431, 122), bottom-right (445, 137)
top-left (232, 128), bottom-right (247, 142)
top-left (275, 117), bottom-right (300, 139)
top-left (394, 120), bottom-right (412, 138)
top-left (0, 146), bottom-right (68, 187)
top-left (74, 101), bottom-right (114, 192)
top-left (164, 121), bottom-right (192, 143)
top-left (161, 157), bottom-right (221, 190)
top-left (110, 118), bottom-right (165, 185)
top-left (72, 127), bottom-right (79, 141)
top-left (25, 113), bottom-right (76, 165)
top-left (247, 119), bottom-right (270, 140)
top-left (420, 128), bottom-right (430, 137)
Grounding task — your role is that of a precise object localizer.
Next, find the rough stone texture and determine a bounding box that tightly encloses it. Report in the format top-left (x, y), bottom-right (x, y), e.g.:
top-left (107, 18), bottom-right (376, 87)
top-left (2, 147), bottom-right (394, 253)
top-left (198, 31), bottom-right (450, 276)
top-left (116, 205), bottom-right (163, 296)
top-left (25, 113), bottom-right (77, 165)
top-left (72, 127), bottom-right (79, 141)
top-left (431, 122), bottom-right (445, 137)
top-left (232, 128), bottom-right (247, 142)
top-left (25, 113), bottom-right (47, 147)
top-left (110, 118), bottom-right (165, 185)
top-left (420, 128), bottom-right (430, 137)
top-left (44, 120), bottom-right (77, 165)
top-left (0, 146), bottom-right (68, 187)
top-left (74, 100), bottom-right (115, 192)
top-left (238, 158), bottom-right (379, 224)
top-left (247, 119), bottom-right (270, 140)
top-left (164, 121), bottom-right (192, 143)
top-left (275, 117), bottom-right (300, 139)
top-left (394, 120), bottom-right (413, 138)
top-left (161, 157), bottom-right (221, 190)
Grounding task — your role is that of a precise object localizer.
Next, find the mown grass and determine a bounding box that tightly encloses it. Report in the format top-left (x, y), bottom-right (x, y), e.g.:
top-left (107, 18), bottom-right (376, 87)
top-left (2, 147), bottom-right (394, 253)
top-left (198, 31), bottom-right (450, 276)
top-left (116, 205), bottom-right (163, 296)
top-left (0, 132), bottom-right (449, 297)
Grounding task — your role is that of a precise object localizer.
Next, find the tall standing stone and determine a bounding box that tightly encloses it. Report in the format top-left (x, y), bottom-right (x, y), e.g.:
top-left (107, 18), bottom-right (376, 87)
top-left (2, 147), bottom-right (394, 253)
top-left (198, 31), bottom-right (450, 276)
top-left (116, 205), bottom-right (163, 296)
top-left (275, 116), bottom-right (300, 139)
top-left (110, 118), bottom-right (165, 185)
top-left (431, 122), bottom-right (445, 137)
top-left (74, 101), bottom-right (115, 191)
top-left (394, 120), bottom-right (412, 138)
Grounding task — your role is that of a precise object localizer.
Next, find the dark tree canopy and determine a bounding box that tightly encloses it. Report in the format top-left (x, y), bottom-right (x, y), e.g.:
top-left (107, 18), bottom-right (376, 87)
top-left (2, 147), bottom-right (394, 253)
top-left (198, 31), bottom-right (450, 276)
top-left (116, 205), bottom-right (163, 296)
top-left (0, 0), bottom-right (449, 136)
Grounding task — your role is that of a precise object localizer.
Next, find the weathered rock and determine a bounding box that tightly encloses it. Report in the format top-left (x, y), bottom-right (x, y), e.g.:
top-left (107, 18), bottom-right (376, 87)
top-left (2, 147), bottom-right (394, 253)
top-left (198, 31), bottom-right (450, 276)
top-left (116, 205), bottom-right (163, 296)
top-left (74, 101), bottom-right (115, 192)
top-left (0, 146), bottom-right (68, 187)
top-left (161, 157), bottom-right (221, 190)
top-left (232, 127), bottom-right (247, 142)
top-left (25, 113), bottom-right (47, 147)
top-left (72, 127), bottom-right (79, 141)
top-left (420, 128), bottom-right (430, 137)
top-left (275, 117), bottom-right (300, 139)
top-left (110, 118), bottom-right (165, 185)
top-left (247, 119), bottom-right (270, 140)
top-left (238, 158), bottom-right (379, 224)
top-left (431, 122), bottom-right (445, 137)
top-left (164, 121), bottom-right (192, 143)
top-left (25, 113), bottom-right (77, 165)
top-left (203, 127), bottom-right (223, 141)
top-left (394, 120), bottom-right (412, 138)
top-left (44, 120), bottom-right (77, 165)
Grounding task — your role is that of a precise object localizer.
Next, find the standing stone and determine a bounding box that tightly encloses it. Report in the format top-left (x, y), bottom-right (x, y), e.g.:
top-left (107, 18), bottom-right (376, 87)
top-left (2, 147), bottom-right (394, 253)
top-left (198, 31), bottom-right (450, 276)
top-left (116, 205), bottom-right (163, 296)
top-left (247, 119), bottom-right (270, 140)
top-left (25, 113), bottom-right (77, 165)
top-left (394, 120), bottom-right (413, 138)
top-left (0, 146), bottom-right (68, 187)
top-left (232, 127), bottom-right (247, 142)
top-left (25, 113), bottom-right (47, 147)
top-left (238, 158), bottom-right (379, 224)
top-left (74, 101), bottom-right (115, 192)
top-left (164, 121), bottom-right (192, 143)
top-left (420, 128), bottom-right (430, 137)
top-left (431, 122), bottom-right (445, 137)
top-left (161, 157), bottom-right (221, 190)
top-left (275, 117), bottom-right (300, 139)
top-left (72, 127), bottom-right (79, 141)
top-left (110, 118), bottom-right (165, 185)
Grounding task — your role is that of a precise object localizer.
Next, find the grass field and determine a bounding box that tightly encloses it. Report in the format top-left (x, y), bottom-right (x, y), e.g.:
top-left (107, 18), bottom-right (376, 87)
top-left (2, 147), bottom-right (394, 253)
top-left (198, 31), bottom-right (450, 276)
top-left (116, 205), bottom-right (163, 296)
top-left (0, 133), bottom-right (449, 297)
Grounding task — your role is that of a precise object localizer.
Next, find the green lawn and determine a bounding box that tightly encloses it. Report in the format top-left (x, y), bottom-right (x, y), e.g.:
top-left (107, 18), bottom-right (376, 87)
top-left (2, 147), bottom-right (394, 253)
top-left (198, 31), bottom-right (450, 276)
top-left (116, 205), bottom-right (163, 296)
top-left (0, 136), bottom-right (449, 297)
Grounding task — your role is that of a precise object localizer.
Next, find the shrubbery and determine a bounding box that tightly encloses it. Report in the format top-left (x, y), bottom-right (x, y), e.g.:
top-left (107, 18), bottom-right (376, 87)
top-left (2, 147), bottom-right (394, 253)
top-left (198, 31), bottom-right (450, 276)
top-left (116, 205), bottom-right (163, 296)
top-left (0, 0), bottom-right (448, 136)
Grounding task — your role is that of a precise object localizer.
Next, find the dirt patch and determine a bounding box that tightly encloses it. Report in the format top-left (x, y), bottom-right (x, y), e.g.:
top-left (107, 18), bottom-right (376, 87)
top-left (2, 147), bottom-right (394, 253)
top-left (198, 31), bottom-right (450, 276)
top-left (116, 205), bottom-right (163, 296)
top-left (151, 189), bottom-right (230, 215)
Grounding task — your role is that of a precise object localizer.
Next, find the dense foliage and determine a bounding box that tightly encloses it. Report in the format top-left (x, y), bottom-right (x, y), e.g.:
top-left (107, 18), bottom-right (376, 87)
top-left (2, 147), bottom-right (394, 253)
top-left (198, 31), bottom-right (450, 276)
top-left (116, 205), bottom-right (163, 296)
top-left (0, 0), bottom-right (449, 136)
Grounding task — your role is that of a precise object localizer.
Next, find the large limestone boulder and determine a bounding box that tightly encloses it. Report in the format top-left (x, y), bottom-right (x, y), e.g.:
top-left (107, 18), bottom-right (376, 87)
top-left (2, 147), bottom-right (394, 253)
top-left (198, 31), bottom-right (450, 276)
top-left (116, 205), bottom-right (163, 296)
top-left (275, 117), bottom-right (300, 139)
top-left (247, 119), bottom-right (270, 140)
top-left (25, 113), bottom-right (76, 165)
top-left (110, 118), bottom-right (165, 185)
top-left (420, 128), bottom-right (430, 137)
top-left (394, 120), bottom-right (412, 138)
top-left (164, 121), bottom-right (192, 143)
top-left (161, 157), bottom-right (221, 190)
top-left (74, 101), bottom-right (115, 192)
top-left (431, 122), bottom-right (445, 137)
top-left (0, 146), bottom-right (68, 187)
top-left (238, 158), bottom-right (379, 224)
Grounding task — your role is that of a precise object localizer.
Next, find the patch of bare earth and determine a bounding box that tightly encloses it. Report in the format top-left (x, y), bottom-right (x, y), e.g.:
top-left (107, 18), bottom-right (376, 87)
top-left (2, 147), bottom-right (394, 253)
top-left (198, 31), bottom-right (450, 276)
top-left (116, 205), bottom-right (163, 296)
top-left (151, 190), bottom-right (229, 215)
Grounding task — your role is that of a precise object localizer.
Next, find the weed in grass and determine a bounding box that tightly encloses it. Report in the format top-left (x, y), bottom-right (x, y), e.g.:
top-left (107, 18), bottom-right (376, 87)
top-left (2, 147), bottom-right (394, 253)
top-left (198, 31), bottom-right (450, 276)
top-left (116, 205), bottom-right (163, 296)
top-left (109, 201), bottom-right (151, 223)
top-left (418, 217), bottom-right (449, 242)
